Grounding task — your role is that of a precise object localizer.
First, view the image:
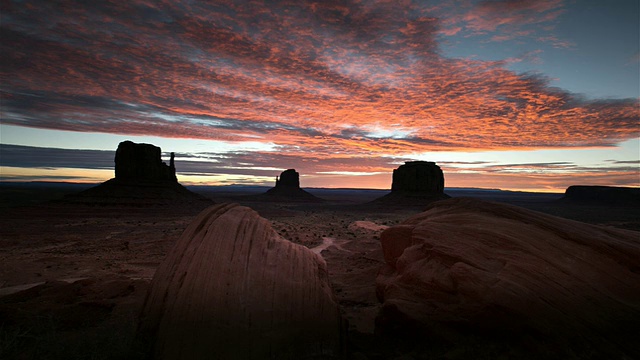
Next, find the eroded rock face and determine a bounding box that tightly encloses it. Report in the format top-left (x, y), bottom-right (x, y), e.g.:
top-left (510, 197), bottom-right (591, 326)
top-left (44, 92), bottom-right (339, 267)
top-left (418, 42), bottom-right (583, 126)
top-left (391, 161), bottom-right (444, 194)
top-left (376, 197), bottom-right (640, 357)
top-left (115, 140), bottom-right (176, 182)
top-left (138, 203), bottom-right (343, 359)
top-left (275, 169), bottom-right (300, 189)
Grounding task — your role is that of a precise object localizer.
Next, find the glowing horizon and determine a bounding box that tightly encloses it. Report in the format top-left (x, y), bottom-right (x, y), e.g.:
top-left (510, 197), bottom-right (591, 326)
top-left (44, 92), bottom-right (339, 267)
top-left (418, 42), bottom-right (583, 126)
top-left (2, 127), bottom-right (637, 193)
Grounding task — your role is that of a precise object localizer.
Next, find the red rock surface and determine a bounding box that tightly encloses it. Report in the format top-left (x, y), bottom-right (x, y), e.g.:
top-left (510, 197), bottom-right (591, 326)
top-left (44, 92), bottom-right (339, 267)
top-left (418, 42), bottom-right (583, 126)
top-left (138, 203), bottom-right (343, 359)
top-left (376, 197), bottom-right (640, 357)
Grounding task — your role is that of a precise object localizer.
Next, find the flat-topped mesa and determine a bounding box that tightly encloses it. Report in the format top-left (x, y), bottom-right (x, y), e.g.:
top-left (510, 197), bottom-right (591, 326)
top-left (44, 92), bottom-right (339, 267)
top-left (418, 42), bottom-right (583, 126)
top-left (391, 161), bottom-right (444, 194)
top-left (369, 161), bottom-right (449, 206)
top-left (275, 169), bottom-right (300, 189)
top-left (563, 185), bottom-right (640, 206)
top-left (114, 140), bottom-right (176, 182)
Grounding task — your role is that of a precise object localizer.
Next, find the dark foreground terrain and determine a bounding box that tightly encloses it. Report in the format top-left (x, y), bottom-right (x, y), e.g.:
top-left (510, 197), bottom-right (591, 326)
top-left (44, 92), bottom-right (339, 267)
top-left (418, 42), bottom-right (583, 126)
top-left (0, 183), bottom-right (638, 359)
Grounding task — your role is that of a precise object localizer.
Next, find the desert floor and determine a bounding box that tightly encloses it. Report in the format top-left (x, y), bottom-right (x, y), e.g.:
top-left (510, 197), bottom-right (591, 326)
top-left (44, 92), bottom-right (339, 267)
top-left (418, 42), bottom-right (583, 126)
top-left (0, 185), bottom-right (638, 359)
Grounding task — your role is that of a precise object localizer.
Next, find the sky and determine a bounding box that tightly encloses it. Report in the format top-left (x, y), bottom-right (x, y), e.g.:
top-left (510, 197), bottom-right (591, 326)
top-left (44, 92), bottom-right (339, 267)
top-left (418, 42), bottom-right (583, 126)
top-left (1, 0), bottom-right (639, 192)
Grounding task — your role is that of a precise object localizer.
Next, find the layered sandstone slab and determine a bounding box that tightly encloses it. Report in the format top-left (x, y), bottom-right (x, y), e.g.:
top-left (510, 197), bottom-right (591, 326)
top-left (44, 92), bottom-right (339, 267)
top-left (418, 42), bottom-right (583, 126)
top-left (376, 197), bottom-right (640, 357)
top-left (138, 203), bottom-right (343, 359)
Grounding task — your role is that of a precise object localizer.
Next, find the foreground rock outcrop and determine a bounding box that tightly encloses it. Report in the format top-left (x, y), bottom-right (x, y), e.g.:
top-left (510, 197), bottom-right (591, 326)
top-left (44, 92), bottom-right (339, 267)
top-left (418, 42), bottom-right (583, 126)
top-left (263, 169), bottom-right (323, 202)
top-left (137, 203), bottom-right (343, 359)
top-left (376, 197), bottom-right (640, 358)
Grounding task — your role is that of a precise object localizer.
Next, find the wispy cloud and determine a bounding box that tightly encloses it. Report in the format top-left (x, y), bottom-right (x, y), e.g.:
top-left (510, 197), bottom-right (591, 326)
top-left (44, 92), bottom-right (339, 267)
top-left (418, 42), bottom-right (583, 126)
top-left (1, 0), bottom-right (638, 160)
top-left (435, 0), bottom-right (571, 46)
top-left (0, 144), bottom-right (114, 169)
top-left (463, 0), bottom-right (565, 33)
top-left (442, 159), bottom-right (640, 191)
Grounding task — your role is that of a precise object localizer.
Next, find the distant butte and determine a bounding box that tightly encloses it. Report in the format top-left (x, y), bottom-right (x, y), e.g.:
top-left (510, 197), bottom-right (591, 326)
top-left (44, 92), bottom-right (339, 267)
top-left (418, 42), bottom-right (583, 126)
top-left (561, 185), bottom-right (640, 206)
top-left (114, 140), bottom-right (177, 182)
top-left (63, 141), bottom-right (211, 207)
top-left (261, 169), bottom-right (323, 202)
top-left (391, 161), bottom-right (445, 194)
top-left (274, 168), bottom-right (300, 189)
top-left (373, 161), bottom-right (450, 206)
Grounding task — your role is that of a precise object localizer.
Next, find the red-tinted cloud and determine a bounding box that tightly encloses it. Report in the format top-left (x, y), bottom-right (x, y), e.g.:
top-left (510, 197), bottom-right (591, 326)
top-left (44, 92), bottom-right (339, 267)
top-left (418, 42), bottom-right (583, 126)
top-left (436, 0), bottom-right (574, 46)
top-left (464, 0), bottom-right (565, 32)
top-left (1, 0), bottom-right (638, 160)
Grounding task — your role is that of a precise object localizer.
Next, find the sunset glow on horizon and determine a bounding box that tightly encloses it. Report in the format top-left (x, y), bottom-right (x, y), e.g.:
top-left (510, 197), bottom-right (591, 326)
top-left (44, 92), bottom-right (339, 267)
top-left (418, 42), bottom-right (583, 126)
top-left (1, 0), bottom-right (639, 192)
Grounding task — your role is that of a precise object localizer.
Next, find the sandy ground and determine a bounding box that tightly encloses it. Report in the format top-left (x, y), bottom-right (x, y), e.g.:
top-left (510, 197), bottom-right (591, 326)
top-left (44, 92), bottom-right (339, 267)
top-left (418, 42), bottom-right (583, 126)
top-left (0, 193), bottom-right (420, 359)
top-left (1, 188), bottom-right (638, 359)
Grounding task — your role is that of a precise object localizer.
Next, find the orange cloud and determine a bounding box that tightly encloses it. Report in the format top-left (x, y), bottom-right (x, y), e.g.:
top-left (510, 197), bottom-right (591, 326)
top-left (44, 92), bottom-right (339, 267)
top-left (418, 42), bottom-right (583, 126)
top-left (1, 0), bottom-right (638, 161)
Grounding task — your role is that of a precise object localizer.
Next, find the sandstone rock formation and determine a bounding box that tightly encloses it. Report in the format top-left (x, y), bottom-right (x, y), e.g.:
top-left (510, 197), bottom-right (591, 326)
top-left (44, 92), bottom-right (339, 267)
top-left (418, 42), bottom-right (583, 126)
top-left (562, 185), bottom-right (640, 206)
top-left (115, 140), bottom-right (176, 182)
top-left (63, 141), bottom-right (210, 207)
top-left (275, 168), bottom-right (300, 189)
top-left (372, 161), bottom-right (449, 206)
top-left (391, 161), bottom-right (445, 194)
top-left (137, 203), bottom-right (344, 359)
top-left (376, 197), bottom-right (640, 358)
top-left (263, 169), bottom-right (323, 202)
